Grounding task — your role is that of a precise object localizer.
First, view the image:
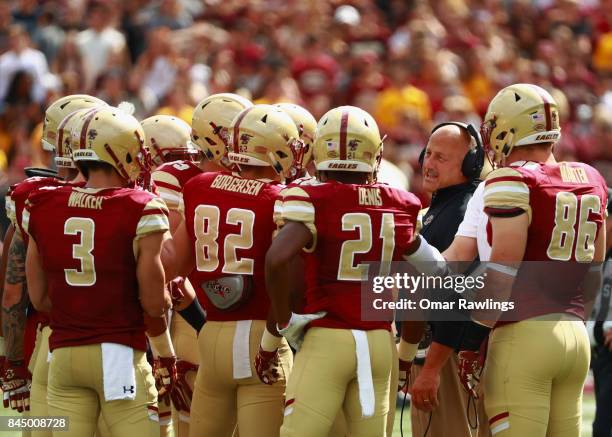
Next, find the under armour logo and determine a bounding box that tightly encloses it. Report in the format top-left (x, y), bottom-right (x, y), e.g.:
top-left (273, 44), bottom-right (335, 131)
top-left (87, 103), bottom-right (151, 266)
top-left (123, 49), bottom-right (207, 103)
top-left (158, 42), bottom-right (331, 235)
top-left (123, 385), bottom-right (135, 394)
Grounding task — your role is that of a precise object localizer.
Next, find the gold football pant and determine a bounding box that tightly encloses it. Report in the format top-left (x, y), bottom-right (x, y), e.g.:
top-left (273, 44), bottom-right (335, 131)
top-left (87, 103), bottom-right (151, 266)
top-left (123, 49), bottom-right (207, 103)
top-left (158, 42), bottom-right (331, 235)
top-left (483, 318), bottom-right (589, 437)
top-left (47, 344), bottom-right (159, 437)
top-left (30, 326), bottom-right (51, 437)
top-left (281, 328), bottom-right (392, 437)
top-left (328, 331), bottom-right (398, 437)
top-left (188, 320), bottom-right (292, 437)
top-left (29, 327), bottom-right (113, 437)
top-left (170, 312), bottom-right (199, 437)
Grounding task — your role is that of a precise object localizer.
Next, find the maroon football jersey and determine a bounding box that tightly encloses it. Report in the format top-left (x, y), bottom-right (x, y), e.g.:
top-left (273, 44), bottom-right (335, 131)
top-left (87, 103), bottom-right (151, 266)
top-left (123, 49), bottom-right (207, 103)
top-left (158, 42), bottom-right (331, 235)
top-left (6, 176), bottom-right (85, 338)
top-left (24, 186), bottom-right (169, 351)
top-left (276, 180), bottom-right (421, 331)
top-left (484, 161), bottom-right (609, 320)
top-left (182, 171), bottom-right (282, 321)
top-left (152, 160), bottom-right (203, 212)
top-left (7, 177), bottom-right (83, 245)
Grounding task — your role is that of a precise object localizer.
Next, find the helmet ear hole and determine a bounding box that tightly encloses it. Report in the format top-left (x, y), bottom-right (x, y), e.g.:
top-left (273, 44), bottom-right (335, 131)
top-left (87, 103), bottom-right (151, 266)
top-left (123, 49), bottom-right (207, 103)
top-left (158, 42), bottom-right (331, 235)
top-left (496, 132), bottom-right (507, 141)
top-left (205, 137), bottom-right (216, 145)
top-left (276, 150), bottom-right (288, 159)
top-left (126, 153), bottom-right (133, 164)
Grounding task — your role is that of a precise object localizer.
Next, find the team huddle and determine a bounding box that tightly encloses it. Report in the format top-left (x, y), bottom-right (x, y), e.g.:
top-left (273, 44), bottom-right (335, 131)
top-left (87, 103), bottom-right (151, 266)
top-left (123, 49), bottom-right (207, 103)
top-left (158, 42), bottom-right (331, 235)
top-left (0, 83), bottom-right (607, 437)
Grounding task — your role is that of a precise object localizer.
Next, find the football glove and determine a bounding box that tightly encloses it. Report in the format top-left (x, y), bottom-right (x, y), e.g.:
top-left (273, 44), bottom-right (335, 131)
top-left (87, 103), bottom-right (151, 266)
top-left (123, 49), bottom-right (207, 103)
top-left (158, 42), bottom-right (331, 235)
top-left (168, 277), bottom-right (186, 307)
top-left (255, 347), bottom-right (280, 385)
top-left (457, 350), bottom-right (483, 399)
top-left (398, 359), bottom-right (412, 392)
top-left (277, 311), bottom-right (326, 351)
top-left (153, 356), bottom-right (178, 405)
top-left (397, 339), bottom-right (418, 392)
top-left (170, 360), bottom-right (198, 413)
top-left (0, 355), bottom-right (6, 408)
top-left (2, 360), bottom-right (31, 412)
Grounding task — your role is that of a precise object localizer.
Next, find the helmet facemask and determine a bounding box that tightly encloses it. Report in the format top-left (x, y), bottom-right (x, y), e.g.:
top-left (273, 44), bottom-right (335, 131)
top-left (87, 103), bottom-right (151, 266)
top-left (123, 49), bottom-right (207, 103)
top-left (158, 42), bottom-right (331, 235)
top-left (277, 137), bottom-right (306, 183)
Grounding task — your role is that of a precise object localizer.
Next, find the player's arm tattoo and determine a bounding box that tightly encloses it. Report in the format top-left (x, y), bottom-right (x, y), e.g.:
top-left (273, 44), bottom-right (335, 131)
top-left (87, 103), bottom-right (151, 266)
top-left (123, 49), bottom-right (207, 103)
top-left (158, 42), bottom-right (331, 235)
top-left (2, 230), bottom-right (29, 361)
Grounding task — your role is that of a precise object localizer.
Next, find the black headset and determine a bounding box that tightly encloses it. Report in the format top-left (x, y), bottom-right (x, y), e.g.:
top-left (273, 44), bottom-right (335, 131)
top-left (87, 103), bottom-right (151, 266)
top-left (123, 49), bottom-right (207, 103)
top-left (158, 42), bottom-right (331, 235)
top-left (418, 121), bottom-right (485, 180)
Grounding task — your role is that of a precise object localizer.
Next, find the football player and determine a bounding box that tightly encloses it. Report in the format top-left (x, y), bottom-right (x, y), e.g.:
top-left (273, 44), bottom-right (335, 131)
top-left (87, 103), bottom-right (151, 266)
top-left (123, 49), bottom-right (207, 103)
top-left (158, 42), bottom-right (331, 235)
top-left (407, 84), bottom-right (608, 437)
top-left (273, 103), bottom-right (316, 181)
top-left (1, 95), bottom-right (106, 426)
top-left (24, 106), bottom-right (171, 437)
top-left (142, 114), bottom-right (201, 436)
top-left (149, 93), bottom-right (252, 437)
top-left (162, 104), bottom-right (300, 437)
top-left (271, 102), bottom-right (402, 437)
top-left (266, 106), bottom-right (422, 437)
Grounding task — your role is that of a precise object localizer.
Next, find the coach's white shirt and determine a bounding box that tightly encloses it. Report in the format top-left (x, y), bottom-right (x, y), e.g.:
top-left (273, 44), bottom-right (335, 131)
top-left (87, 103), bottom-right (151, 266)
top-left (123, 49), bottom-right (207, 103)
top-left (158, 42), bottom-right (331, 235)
top-left (455, 181), bottom-right (491, 261)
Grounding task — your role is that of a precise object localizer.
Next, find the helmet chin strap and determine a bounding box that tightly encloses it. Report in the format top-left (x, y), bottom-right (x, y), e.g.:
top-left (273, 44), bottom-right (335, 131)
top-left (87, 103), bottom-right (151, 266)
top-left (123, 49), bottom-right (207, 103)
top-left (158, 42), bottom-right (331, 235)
top-left (151, 140), bottom-right (165, 166)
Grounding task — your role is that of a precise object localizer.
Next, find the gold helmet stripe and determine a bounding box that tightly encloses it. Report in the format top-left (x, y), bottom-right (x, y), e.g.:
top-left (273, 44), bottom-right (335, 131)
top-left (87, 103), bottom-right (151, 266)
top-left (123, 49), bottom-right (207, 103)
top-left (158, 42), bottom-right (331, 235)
top-left (79, 107), bottom-right (103, 149)
top-left (339, 108), bottom-right (349, 160)
top-left (56, 110), bottom-right (79, 158)
top-left (58, 107), bottom-right (99, 158)
top-left (232, 106), bottom-right (254, 154)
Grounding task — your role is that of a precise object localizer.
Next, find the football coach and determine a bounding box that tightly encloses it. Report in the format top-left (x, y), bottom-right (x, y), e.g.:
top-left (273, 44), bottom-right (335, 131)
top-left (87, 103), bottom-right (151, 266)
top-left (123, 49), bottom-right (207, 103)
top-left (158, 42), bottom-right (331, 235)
top-left (408, 121), bottom-right (485, 437)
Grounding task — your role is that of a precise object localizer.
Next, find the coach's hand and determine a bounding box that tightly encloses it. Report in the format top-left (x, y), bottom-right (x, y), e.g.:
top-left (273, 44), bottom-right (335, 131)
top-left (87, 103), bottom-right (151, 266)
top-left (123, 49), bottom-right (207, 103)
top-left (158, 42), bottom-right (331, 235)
top-left (409, 367), bottom-right (439, 412)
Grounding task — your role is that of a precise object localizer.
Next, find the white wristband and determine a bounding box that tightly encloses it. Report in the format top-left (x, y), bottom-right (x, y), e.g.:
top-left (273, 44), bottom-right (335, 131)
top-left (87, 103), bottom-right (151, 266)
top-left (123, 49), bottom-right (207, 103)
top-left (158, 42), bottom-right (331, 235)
top-left (398, 339), bottom-right (419, 362)
top-left (148, 328), bottom-right (175, 357)
top-left (487, 263), bottom-right (518, 277)
top-left (403, 235), bottom-right (447, 275)
top-left (260, 326), bottom-right (282, 352)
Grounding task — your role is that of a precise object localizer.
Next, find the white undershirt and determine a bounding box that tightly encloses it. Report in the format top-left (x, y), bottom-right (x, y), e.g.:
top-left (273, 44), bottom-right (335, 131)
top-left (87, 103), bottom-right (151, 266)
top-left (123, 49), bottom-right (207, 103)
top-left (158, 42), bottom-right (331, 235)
top-left (455, 181), bottom-right (492, 261)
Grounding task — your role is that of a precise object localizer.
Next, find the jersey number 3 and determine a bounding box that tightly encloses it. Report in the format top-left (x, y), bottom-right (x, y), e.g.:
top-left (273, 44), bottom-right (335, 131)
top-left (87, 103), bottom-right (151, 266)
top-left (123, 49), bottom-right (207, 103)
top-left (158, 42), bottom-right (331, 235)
top-left (64, 217), bottom-right (96, 286)
top-left (547, 192), bottom-right (601, 262)
top-left (338, 212), bottom-right (395, 281)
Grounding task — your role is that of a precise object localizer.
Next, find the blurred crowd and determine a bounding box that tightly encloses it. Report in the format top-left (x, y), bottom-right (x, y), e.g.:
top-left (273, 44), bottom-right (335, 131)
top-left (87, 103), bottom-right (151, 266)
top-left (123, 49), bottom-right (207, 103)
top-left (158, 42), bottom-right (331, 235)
top-left (1, 0), bottom-right (612, 202)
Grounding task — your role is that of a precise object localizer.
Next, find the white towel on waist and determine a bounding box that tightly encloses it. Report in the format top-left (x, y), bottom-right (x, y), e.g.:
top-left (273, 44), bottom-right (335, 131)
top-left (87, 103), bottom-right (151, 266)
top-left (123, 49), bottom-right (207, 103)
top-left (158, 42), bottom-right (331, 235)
top-left (233, 320), bottom-right (253, 379)
top-left (101, 343), bottom-right (136, 401)
top-left (352, 329), bottom-right (375, 417)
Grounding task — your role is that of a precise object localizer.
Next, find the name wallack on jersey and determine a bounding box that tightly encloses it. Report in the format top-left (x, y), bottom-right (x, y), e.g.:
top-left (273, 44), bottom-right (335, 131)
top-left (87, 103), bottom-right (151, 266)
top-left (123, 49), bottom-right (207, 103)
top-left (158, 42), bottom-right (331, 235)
top-left (68, 191), bottom-right (103, 210)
